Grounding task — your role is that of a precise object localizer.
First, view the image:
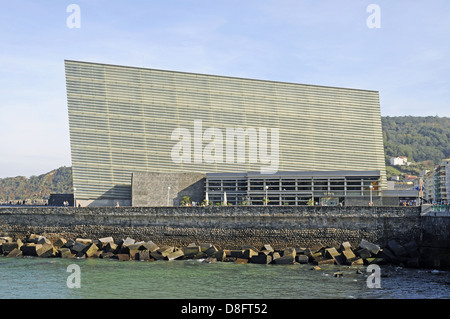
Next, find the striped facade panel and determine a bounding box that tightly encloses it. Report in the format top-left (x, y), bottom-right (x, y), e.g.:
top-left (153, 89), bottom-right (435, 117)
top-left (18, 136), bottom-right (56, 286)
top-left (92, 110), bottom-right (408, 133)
top-left (65, 60), bottom-right (386, 204)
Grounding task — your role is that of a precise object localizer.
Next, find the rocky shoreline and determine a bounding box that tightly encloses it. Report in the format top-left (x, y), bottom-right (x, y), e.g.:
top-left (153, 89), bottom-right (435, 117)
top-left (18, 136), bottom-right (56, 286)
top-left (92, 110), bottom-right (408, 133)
top-left (0, 233), bottom-right (431, 269)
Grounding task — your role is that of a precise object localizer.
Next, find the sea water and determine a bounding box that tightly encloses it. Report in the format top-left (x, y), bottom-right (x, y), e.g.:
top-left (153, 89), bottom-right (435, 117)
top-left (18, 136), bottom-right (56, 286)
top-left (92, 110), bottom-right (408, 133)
top-left (0, 257), bottom-right (449, 299)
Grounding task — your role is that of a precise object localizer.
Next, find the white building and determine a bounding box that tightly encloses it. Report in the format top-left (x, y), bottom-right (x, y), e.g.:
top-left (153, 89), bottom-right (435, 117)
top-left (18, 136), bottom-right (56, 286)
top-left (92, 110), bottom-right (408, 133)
top-left (390, 156), bottom-right (408, 166)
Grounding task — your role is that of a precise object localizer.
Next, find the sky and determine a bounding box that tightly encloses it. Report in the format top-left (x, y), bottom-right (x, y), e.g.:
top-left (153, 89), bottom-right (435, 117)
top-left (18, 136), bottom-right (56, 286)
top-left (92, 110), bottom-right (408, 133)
top-left (0, 1), bottom-right (449, 178)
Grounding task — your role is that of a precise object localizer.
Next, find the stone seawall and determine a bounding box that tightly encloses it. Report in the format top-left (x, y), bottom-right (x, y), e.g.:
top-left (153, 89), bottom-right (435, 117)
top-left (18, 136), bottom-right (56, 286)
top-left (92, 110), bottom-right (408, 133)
top-left (0, 206), bottom-right (422, 250)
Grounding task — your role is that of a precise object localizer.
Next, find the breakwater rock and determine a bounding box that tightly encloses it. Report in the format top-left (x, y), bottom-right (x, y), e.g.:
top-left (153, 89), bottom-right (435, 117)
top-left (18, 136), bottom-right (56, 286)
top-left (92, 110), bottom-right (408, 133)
top-left (0, 233), bottom-right (435, 269)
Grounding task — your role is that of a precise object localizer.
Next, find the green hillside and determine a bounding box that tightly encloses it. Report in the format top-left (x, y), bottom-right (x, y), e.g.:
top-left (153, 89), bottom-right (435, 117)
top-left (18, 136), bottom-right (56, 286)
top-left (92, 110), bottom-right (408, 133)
top-left (0, 166), bottom-right (72, 203)
top-left (0, 116), bottom-right (448, 202)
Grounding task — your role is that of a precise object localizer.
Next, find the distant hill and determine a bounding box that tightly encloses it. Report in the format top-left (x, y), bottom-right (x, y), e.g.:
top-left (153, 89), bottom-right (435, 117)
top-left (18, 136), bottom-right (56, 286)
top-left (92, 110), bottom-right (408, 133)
top-left (382, 116), bottom-right (449, 179)
top-left (0, 116), bottom-right (448, 201)
top-left (382, 116), bottom-right (449, 164)
top-left (0, 166), bottom-right (73, 203)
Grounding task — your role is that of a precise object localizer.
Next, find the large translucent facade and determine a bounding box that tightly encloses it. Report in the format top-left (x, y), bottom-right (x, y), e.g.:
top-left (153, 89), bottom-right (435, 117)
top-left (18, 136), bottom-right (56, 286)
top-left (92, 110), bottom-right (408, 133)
top-left (65, 60), bottom-right (386, 205)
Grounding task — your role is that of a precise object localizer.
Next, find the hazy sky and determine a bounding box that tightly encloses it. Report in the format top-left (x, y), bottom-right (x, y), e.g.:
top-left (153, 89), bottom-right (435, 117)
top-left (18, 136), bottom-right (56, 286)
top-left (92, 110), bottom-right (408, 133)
top-left (0, 1), bottom-right (449, 178)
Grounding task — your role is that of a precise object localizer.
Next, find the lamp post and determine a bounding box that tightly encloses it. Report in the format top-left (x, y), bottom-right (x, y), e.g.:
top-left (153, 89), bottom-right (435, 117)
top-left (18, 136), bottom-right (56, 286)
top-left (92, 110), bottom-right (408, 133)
top-left (167, 186), bottom-right (171, 206)
top-left (369, 185), bottom-right (373, 206)
top-left (265, 185), bottom-right (269, 206)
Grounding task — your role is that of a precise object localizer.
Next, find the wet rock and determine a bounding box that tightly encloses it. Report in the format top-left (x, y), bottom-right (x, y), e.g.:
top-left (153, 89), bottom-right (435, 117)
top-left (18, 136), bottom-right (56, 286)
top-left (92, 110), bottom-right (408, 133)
top-left (403, 240), bottom-right (420, 258)
top-left (334, 272), bottom-right (343, 278)
top-left (203, 257), bottom-right (217, 263)
top-left (387, 240), bottom-right (408, 257)
top-left (355, 248), bottom-right (372, 259)
top-left (114, 254), bottom-right (130, 261)
top-left (235, 258), bottom-right (249, 264)
top-left (406, 257), bottom-right (420, 268)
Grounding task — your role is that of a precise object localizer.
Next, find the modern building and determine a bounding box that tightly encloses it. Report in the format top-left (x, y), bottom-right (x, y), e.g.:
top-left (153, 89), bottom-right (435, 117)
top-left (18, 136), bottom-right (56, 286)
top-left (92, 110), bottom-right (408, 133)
top-left (205, 170), bottom-right (382, 206)
top-left (65, 60), bottom-right (387, 206)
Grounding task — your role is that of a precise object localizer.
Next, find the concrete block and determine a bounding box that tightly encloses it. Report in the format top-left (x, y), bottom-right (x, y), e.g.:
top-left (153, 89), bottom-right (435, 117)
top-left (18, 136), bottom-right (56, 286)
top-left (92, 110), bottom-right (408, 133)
top-left (358, 239), bottom-right (380, 255)
top-left (230, 250), bottom-right (244, 258)
top-left (2, 242), bottom-right (20, 255)
top-left (205, 245), bottom-right (218, 257)
top-left (76, 238), bottom-right (93, 245)
top-left (54, 238), bottom-right (67, 248)
top-left (137, 250), bottom-right (150, 261)
top-left (37, 244), bottom-right (57, 258)
top-left (261, 244), bottom-right (274, 252)
top-left (340, 241), bottom-right (352, 252)
top-left (139, 241), bottom-right (159, 252)
top-left (235, 258), bottom-right (249, 264)
top-left (355, 248), bottom-right (372, 259)
top-left (121, 237), bottom-right (135, 246)
top-left (158, 246), bottom-right (175, 257)
top-left (85, 243), bottom-right (99, 257)
top-left (200, 243), bottom-right (213, 252)
top-left (97, 237), bottom-right (114, 248)
top-left (59, 248), bottom-right (74, 258)
top-left (282, 247), bottom-right (296, 258)
top-left (341, 249), bottom-right (357, 264)
top-left (274, 255), bottom-right (295, 265)
top-left (243, 248), bottom-right (258, 259)
top-left (129, 249), bottom-right (140, 260)
top-left (324, 247), bottom-right (340, 259)
top-left (71, 242), bottom-right (87, 254)
top-left (6, 248), bottom-right (22, 257)
top-left (63, 239), bottom-right (75, 248)
top-left (183, 246), bottom-right (200, 257)
top-left (250, 254), bottom-right (272, 264)
top-left (312, 256), bottom-right (335, 265)
top-left (214, 250), bottom-right (226, 262)
top-left (37, 236), bottom-right (51, 245)
top-left (296, 255), bottom-right (309, 264)
top-left (21, 243), bottom-right (43, 256)
top-left (165, 249), bottom-right (184, 261)
top-left (103, 242), bottom-right (118, 253)
top-left (270, 252), bottom-right (281, 261)
top-left (150, 251), bottom-right (166, 260)
top-left (350, 258), bottom-right (364, 266)
top-left (364, 257), bottom-right (385, 265)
